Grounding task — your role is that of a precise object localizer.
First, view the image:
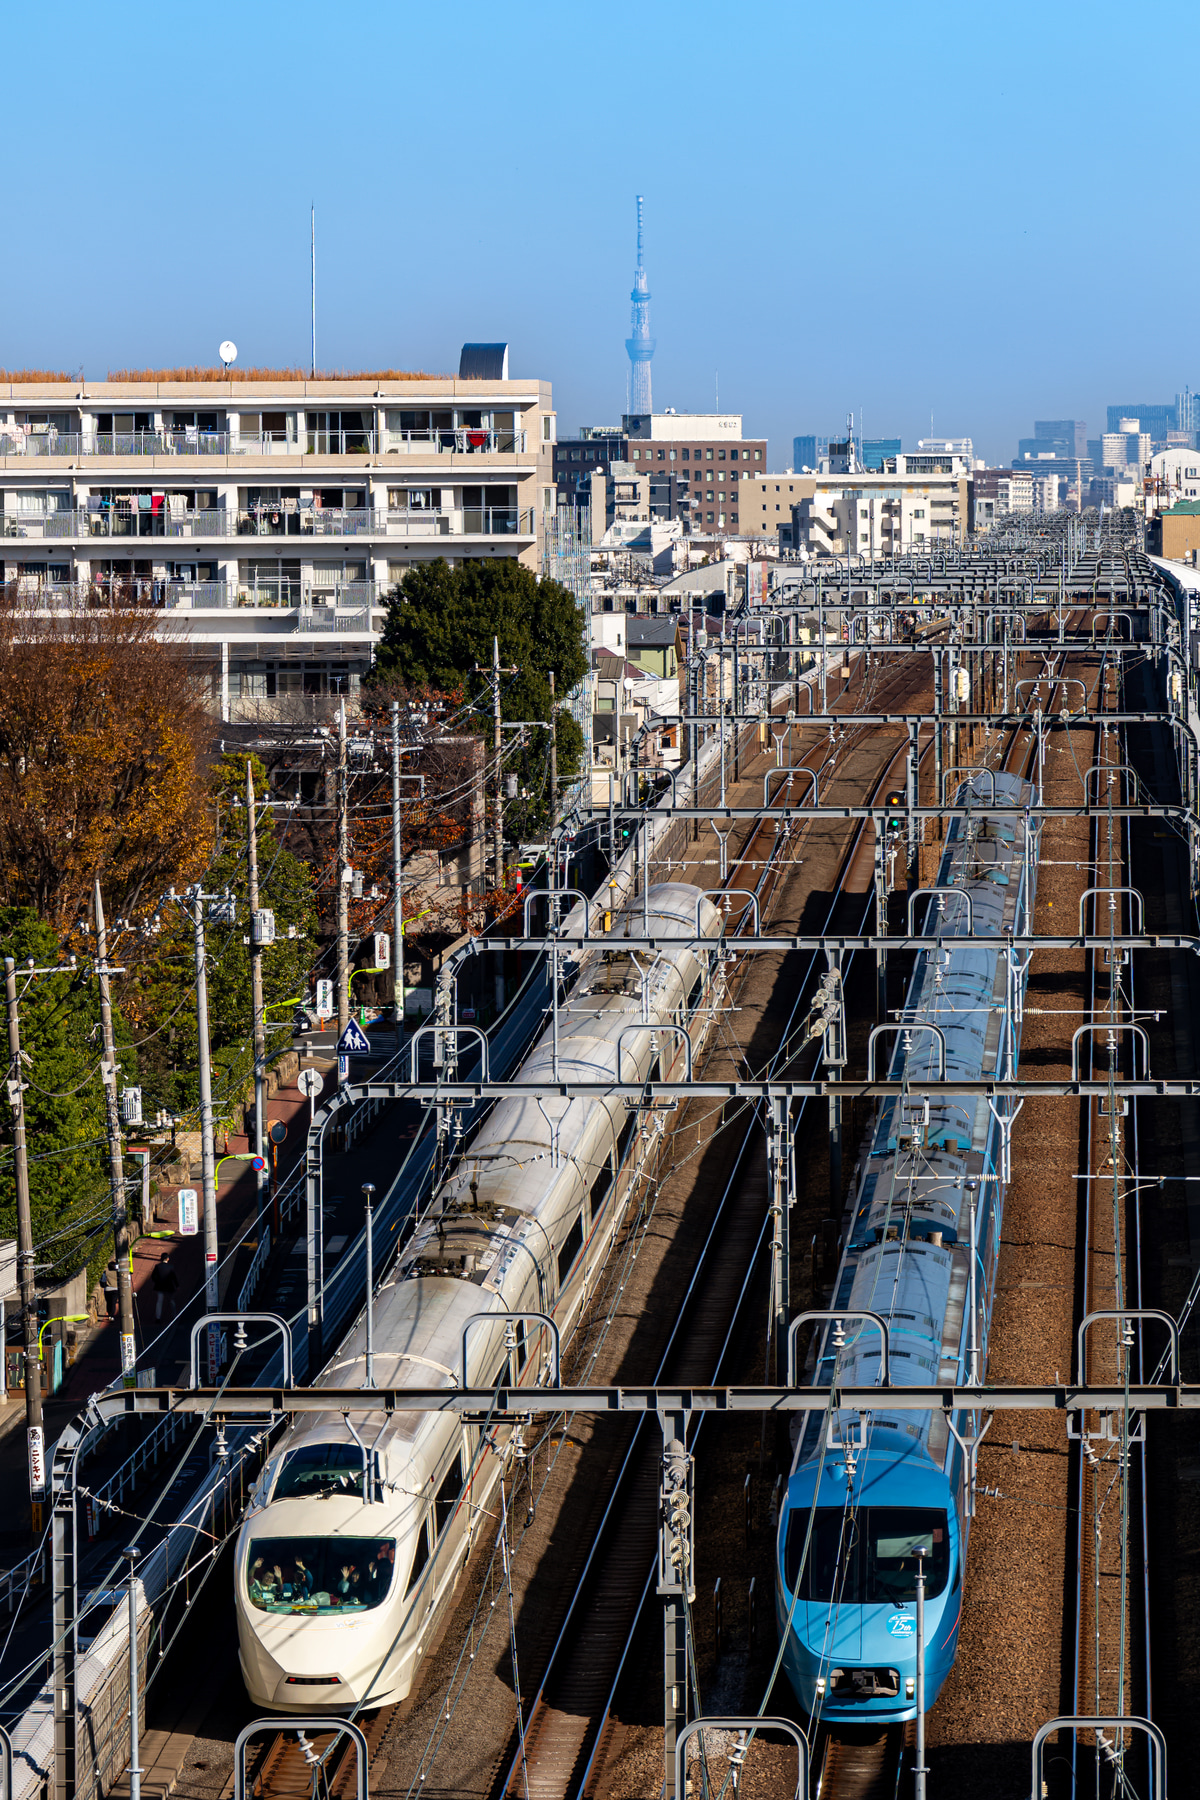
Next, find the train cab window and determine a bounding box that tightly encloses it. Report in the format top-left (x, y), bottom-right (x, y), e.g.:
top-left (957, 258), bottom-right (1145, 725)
top-left (405, 1521), bottom-right (430, 1597)
top-left (784, 1507), bottom-right (949, 1603)
top-left (273, 1442), bottom-right (364, 1499)
top-left (434, 1454), bottom-right (464, 1539)
top-left (557, 1213), bottom-right (584, 1286)
top-left (246, 1535), bottom-right (396, 1613)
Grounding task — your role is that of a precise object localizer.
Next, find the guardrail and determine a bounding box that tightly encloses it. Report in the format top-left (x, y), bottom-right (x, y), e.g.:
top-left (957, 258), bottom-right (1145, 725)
top-left (0, 1540), bottom-right (48, 1613)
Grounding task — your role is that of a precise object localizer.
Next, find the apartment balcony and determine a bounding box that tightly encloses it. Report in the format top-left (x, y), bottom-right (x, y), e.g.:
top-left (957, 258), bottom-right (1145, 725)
top-left (382, 427), bottom-right (526, 456)
top-left (2, 506), bottom-right (536, 542)
top-left (8, 576), bottom-right (381, 626)
top-left (0, 427), bottom-right (529, 460)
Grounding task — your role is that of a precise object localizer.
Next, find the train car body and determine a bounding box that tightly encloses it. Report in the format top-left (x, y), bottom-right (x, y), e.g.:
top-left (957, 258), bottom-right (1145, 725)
top-left (235, 884), bottom-right (724, 1713)
top-left (777, 772), bottom-right (1039, 1724)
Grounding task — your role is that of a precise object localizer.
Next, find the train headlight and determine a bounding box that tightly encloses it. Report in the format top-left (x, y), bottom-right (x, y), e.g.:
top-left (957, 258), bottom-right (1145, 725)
top-left (815, 1676), bottom-right (826, 1695)
top-left (906, 1678), bottom-right (915, 1699)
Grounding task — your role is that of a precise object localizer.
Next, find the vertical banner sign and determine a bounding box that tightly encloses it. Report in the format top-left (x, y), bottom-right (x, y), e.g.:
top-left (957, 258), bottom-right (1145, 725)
top-left (178, 1188), bottom-right (198, 1236)
top-left (27, 1425), bottom-right (45, 1499)
top-left (121, 1333), bottom-right (137, 1377)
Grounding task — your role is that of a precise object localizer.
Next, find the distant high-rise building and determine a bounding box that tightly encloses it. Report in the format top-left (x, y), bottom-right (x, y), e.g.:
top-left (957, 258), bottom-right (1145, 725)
top-left (1018, 420), bottom-right (1087, 461)
top-left (861, 437), bottom-right (901, 470)
top-left (793, 434), bottom-right (829, 470)
top-left (1106, 402), bottom-right (1175, 441)
top-left (624, 196), bottom-right (655, 415)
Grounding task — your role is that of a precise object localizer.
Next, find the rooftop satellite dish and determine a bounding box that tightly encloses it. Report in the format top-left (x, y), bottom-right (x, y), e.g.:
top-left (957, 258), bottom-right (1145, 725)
top-left (219, 340), bottom-right (237, 370)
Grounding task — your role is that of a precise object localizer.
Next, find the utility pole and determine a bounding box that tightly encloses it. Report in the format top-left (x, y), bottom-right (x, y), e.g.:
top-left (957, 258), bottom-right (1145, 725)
top-left (245, 763), bottom-right (267, 1216)
top-left (548, 668), bottom-right (558, 832)
top-left (5, 957), bottom-right (42, 1529)
top-left (93, 883), bottom-right (136, 1385)
top-left (336, 701), bottom-right (351, 1040)
top-left (185, 889), bottom-right (219, 1377)
top-left (390, 703), bottom-right (405, 1046)
top-left (492, 635), bottom-right (504, 886)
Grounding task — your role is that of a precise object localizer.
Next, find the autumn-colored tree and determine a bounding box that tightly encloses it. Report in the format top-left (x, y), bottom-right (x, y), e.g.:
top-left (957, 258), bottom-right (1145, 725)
top-left (0, 589), bottom-right (212, 933)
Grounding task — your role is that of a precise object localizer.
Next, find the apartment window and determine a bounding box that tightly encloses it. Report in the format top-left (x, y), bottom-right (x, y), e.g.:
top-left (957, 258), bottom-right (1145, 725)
top-left (706, 449), bottom-right (713, 460)
top-left (912, 509), bottom-right (925, 519)
top-left (706, 490), bottom-right (714, 500)
top-left (732, 513), bottom-right (738, 524)
top-left (775, 504), bottom-right (780, 512)
top-left (706, 512), bottom-right (714, 522)
top-left (669, 449), bottom-right (676, 460)
top-left (682, 448), bottom-right (690, 460)
top-left (718, 513), bottom-right (726, 525)
top-left (542, 416), bottom-right (552, 440)
top-left (570, 450), bottom-right (581, 461)
top-left (632, 449), bottom-right (641, 460)
top-left (718, 450), bottom-right (726, 460)
top-left (718, 473), bottom-right (725, 483)
top-left (754, 449), bottom-right (761, 459)
top-left (657, 449), bottom-right (665, 460)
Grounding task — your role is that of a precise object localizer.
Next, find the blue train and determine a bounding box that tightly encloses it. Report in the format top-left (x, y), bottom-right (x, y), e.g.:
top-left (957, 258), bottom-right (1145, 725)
top-left (776, 770), bottom-right (1039, 1723)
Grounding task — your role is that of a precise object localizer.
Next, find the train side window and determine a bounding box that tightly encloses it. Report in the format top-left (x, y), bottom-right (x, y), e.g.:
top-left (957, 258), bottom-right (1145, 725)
top-left (616, 1110), bottom-right (636, 1165)
top-left (515, 1319), bottom-right (527, 1370)
top-left (434, 1454), bottom-right (464, 1539)
top-left (589, 1158), bottom-right (612, 1220)
top-left (405, 1519), bottom-right (430, 1596)
top-left (687, 973), bottom-right (704, 1014)
top-left (557, 1213), bottom-right (584, 1286)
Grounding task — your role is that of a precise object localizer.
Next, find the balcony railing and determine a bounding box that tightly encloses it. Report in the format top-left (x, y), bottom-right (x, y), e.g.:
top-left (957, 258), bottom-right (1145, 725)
top-left (5, 576), bottom-right (384, 623)
top-left (382, 428), bottom-right (526, 455)
top-left (0, 427), bottom-right (531, 460)
top-left (2, 506), bottom-right (536, 541)
top-left (461, 507), bottom-right (534, 535)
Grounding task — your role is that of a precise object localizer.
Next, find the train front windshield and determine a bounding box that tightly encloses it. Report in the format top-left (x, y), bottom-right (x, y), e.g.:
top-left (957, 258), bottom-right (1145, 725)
top-left (246, 1538), bottom-right (396, 1613)
top-left (783, 1508), bottom-right (949, 1605)
top-left (272, 1443), bottom-right (364, 1499)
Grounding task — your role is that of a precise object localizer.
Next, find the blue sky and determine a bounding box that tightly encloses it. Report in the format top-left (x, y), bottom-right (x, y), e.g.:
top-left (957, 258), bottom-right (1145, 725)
top-left (5, 0), bottom-right (1197, 466)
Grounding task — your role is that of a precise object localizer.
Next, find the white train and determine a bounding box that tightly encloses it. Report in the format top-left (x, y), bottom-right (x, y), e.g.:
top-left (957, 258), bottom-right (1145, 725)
top-left (235, 883), bottom-right (724, 1712)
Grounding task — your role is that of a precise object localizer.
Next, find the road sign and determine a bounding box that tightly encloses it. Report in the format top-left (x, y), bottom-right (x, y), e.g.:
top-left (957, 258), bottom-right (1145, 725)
top-left (296, 1068), bottom-right (323, 1099)
top-left (337, 1019), bottom-right (371, 1055)
top-left (251, 1156), bottom-right (267, 1171)
top-left (178, 1188), bottom-right (198, 1235)
top-left (316, 979), bottom-right (334, 1017)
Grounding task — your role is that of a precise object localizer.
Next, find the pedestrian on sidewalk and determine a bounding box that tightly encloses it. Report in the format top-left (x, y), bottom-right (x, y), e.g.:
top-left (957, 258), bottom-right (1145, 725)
top-left (151, 1253), bottom-right (179, 1322)
top-left (101, 1261), bottom-right (119, 1320)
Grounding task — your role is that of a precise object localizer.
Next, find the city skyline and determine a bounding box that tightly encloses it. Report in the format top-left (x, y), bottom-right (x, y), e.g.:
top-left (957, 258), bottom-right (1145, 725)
top-left (2, 1), bottom-right (1198, 471)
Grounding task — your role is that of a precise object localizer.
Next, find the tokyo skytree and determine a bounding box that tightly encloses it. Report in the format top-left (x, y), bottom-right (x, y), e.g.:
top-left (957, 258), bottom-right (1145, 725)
top-left (625, 195), bottom-right (655, 414)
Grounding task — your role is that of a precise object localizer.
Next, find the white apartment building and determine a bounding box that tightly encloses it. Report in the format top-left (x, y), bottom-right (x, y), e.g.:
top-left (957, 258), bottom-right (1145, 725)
top-left (0, 346), bottom-right (556, 716)
top-left (1148, 446), bottom-right (1200, 503)
top-left (785, 473), bottom-right (971, 557)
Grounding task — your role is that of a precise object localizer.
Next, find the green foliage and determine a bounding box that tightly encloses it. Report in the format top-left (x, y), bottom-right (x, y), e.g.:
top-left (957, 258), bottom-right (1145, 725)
top-left (367, 559), bottom-right (589, 837)
top-left (0, 908), bottom-right (110, 1279)
top-left (130, 755), bottom-right (318, 1124)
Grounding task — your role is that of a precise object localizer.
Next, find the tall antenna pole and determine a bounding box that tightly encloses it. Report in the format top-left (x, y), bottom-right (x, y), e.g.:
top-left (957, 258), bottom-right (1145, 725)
top-left (311, 205), bottom-right (316, 379)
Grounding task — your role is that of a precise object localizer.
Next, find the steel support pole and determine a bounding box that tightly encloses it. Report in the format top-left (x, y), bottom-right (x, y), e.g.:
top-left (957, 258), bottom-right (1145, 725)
top-left (189, 893), bottom-right (219, 1379)
top-left (94, 885), bottom-right (136, 1384)
top-left (5, 958), bottom-right (43, 1528)
top-left (659, 1414), bottom-right (691, 1800)
top-left (51, 1443), bottom-right (77, 1800)
top-left (336, 701), bottom-right (350, 1043)
top-left (914, 1547), bottom-right (928, 1800)
top-left (768, 1096), bottom-right (790, 1383)
top-left (123, 1548), bottom-right (141, 1800)
top-left (390, 702), bottom-right (405, 1045)
top-left (362, 1183), bottom-right (375, 1388)
top-left (907, 721), bottom-right (919, 893)
top-left (492, 635), bottom-right (504, 886)
top-left (874, 832), bottom-right (887, 1025)
top-left (245, 765), bottom-right (267, 1217)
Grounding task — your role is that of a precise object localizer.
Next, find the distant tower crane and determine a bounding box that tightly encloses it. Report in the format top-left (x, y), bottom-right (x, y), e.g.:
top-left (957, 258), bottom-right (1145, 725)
top-left (625, 195), bottom-right (655, 415)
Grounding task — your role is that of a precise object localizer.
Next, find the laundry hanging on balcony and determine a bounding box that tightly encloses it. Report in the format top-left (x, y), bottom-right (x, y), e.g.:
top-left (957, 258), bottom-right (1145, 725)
top-left (151, 493), bottom-right (164, 516)
top-left (466, 430), bottom-right (487, 448)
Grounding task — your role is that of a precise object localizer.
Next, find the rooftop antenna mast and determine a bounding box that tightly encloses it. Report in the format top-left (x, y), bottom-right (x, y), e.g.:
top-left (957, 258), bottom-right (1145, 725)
top-left (311, 204), bottom-right (316, 379)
